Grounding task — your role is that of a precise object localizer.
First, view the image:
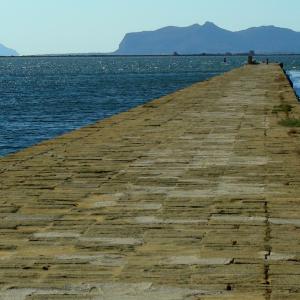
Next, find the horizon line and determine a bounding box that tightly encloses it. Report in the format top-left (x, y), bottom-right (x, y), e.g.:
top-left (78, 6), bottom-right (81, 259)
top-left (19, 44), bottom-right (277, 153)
top-left (2, 53), bottom-right (300, 58)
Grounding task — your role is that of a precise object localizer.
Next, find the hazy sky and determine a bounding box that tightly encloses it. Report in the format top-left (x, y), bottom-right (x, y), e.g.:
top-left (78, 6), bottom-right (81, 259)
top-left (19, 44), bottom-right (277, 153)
top-left (1, 0), bottom-right (300, 55)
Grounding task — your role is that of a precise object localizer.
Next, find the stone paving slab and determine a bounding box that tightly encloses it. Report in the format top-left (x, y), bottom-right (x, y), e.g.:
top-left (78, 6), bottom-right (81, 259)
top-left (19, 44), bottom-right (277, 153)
top-left (0, 64), bottom-right (300, 299)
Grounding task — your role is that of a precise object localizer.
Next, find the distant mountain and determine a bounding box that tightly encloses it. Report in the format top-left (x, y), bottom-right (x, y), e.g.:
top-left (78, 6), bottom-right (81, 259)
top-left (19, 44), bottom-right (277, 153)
top-left (114, 22), bottom-right (300, 55)
top-left (0, 43), bottom-right (18, 56)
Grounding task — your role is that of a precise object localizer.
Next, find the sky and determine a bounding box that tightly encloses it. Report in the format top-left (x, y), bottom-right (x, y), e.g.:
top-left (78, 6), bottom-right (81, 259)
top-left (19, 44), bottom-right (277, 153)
top-left (1, 0), bottom-right (300, 55)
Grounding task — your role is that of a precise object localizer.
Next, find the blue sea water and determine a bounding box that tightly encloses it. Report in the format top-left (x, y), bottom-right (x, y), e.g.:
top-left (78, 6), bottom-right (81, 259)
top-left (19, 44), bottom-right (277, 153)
top-left (287, 70), bottom-right (300, 98)
top-left (0, 55), bottom-right (300, 157)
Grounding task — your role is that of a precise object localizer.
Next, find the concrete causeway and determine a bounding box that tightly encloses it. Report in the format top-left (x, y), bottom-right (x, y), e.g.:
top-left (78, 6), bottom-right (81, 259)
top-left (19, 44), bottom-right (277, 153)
top-left (1, 64), bottom-right (300, 299)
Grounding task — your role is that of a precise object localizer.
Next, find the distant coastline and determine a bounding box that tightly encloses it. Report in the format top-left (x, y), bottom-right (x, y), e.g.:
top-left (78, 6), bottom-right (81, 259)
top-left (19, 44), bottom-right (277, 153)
top-left (3, 22), bottom-right (300, 57)
top-left (2, 53), bottom-right (300, 58)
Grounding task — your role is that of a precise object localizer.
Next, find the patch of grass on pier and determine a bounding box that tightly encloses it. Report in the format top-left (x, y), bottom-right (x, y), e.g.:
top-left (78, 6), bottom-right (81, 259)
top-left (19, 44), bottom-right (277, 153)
top-left (279, 118), bottom-right (300, 127)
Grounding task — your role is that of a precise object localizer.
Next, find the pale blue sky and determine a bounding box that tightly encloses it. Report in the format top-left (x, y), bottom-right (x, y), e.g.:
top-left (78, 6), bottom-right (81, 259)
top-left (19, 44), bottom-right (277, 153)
top-left (1, 0), bottom-right (300, 55)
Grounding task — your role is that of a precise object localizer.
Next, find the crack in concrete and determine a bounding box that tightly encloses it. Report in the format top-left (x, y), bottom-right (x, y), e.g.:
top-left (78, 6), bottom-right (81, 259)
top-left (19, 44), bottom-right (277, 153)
top-left (264, 201), bottom-right (272, 300)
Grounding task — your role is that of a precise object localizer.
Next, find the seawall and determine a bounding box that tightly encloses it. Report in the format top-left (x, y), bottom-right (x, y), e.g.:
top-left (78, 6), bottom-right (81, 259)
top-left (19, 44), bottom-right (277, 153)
top-left (0, 64), bottom-right (300, 299)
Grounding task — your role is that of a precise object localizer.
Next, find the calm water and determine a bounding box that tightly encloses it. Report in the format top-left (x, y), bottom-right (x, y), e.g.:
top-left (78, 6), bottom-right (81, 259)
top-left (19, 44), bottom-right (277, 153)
top-left (0, 55), bottom-right (299, 157)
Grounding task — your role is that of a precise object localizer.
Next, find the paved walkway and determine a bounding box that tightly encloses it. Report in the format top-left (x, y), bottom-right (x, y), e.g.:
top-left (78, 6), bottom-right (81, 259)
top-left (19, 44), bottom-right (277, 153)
top-left (0, 64), bottom-right (300, 299)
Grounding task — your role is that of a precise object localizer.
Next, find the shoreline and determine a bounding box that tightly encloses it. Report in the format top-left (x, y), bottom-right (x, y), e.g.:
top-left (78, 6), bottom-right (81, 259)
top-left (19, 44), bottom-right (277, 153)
top-left (2, 53), bottom-right (300, 58)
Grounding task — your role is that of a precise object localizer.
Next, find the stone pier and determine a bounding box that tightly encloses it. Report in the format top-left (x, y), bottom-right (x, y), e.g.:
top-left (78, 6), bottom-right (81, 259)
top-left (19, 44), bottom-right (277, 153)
top-left (0, 64), bottom-right (300, 299)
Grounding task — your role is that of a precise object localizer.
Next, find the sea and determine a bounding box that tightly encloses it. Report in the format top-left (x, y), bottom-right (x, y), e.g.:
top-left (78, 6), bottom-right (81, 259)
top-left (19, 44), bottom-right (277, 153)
top-left (1, 55), bottom-right (300, 157)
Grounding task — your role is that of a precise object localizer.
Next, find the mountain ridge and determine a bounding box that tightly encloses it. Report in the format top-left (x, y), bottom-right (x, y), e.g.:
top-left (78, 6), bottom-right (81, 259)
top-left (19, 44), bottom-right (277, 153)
top-left (114, 22), bottom-right (300, 55)
top-left (0, 43), bottom-right (18, 56)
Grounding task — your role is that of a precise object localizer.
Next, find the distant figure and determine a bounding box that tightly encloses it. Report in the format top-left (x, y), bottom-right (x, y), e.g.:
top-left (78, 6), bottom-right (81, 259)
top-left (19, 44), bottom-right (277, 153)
top-left (224, 57), bottom-right (227, 63)
top-left (248, 55), bottom-right (253, 64)
top-left (266, 58), bottom-right (269, 65)
top-left (248, 50), bottom-right (256, 64)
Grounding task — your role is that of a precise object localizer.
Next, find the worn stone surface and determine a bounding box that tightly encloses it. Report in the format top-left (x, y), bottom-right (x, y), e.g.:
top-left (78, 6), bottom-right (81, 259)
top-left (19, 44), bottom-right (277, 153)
top-left (0, 64), bottom-right (300, 299)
